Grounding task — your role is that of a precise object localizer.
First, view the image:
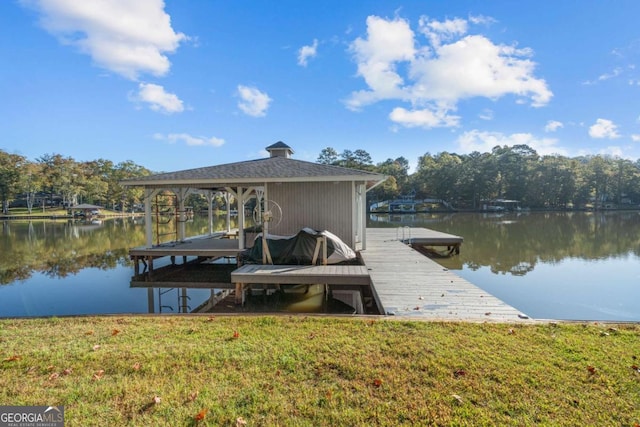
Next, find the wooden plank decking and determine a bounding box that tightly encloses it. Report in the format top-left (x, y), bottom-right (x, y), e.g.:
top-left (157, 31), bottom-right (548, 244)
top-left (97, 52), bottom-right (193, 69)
top-left (362, 228), bottom-right (531, 322)
top-left (231, 264), bottom-right (371, 305)
top-left (129, 234), bottom-right (242, 258)
top-left (129, 234), bottom-right (244, 275)
top-left (232, 264), bottom-right (370, 286)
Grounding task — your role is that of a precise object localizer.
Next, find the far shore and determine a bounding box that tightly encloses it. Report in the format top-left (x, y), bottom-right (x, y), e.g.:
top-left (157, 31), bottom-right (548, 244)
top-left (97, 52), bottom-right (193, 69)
top-left (2, 206), bottom-right (640, 221)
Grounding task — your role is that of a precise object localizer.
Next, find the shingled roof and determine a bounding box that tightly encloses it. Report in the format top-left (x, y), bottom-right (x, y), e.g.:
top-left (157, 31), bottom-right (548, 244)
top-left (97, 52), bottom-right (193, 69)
top-left (123, 151), bottom-right (386, 189)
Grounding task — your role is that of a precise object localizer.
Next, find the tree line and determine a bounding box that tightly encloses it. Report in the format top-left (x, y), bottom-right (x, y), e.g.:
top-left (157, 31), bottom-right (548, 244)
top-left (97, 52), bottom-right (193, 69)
top-left (317, 145), bottom-right (640, 209)
top-left (2, 144), bottom-right (639, 215)
top-left (0, 151), bottom-right (152, 214)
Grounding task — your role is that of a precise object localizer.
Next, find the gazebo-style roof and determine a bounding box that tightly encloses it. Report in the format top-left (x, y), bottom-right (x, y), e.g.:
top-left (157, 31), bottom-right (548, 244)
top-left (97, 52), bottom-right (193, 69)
top-left (122, 141), bottom-right (387, 251)
top-left (123, 151), bottom-right (385, 189)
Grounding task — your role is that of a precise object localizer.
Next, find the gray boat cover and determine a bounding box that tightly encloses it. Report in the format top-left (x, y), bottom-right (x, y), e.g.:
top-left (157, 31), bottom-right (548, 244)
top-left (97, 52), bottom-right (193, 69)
top-left (243, 227), bottom-right (356, 265)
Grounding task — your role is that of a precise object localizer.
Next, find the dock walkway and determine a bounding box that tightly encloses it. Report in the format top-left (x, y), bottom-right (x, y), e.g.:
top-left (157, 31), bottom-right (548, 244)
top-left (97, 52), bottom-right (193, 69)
top-left (362, 228), bottom-right (530, 322)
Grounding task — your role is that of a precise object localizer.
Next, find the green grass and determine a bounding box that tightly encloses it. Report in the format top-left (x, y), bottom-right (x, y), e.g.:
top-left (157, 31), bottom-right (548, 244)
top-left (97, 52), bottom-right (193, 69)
top-left (0, 316), bottom-right (638, 426)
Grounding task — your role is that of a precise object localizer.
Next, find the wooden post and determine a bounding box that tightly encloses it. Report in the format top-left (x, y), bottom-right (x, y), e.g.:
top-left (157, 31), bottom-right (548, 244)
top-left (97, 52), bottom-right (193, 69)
top-left (207, 191), bottom-right (215, 235)
top-left (134, 256), bottom-right (139, 275)
top-left (311, 237), bottom-right (322, 265)
top-left (322, 235), bottom-right (328, 265)
top-left (235, 283), bottom-right (245, 305)
top-left (147, 288), bottom-right (155, 313)
top-left (262, 237), bottom-right (273, 264)
top-left (144, 188), bottom-right (153, 248)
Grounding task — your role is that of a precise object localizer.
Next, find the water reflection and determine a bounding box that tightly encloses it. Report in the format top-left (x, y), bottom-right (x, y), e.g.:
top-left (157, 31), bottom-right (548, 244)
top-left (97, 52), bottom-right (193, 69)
top-left (369, 211), bottom-right (640, 321)
top-left (1, 212), bottom-right (639, 320)
top-left (369, 211), bottom-right (640, 275)
top-left (0, 216), bottom-right (238, 284)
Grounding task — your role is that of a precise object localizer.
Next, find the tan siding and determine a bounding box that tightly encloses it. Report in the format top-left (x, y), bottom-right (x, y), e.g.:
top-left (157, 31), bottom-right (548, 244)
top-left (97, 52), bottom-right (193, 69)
top-left (266, 182), bottom-right (354, 247)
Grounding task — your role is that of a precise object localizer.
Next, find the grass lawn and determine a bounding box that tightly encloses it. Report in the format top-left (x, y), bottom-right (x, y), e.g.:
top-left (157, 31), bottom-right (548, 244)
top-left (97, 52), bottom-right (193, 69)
top-left (0, 316), bottom-right (638, 426)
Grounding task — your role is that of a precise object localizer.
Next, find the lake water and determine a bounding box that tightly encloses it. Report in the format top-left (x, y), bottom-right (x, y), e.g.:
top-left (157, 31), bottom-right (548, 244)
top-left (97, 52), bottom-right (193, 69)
top-left (1, 211), bottom-right (638, 321)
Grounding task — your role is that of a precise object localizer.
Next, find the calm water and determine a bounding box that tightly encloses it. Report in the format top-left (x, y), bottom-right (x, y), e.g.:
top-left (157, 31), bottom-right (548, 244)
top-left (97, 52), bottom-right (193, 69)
top-left (1, 212), bottom-right (639, 321)
top-left (370, 211), bottom-right (640, 321)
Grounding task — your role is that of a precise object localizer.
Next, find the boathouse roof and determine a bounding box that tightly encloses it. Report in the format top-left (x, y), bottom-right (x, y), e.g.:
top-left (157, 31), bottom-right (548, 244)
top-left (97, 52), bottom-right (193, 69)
top-left (123, 142), bottom-right (386, 189)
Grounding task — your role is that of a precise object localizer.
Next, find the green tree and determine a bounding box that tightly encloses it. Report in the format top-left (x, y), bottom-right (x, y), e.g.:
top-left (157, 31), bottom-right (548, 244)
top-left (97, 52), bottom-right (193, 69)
top-left (317, 147), bottom-right (339, 165)
top-left (20, 161), bottom-right (43, 213)
top-left (113, 161), bottom-right (151, 211)
top-left (492, 144), bottom-right (539, 201)
top-left (527, 156), bottom-right (576, 208)
top-left (584, 155), bottom-right (616, 209)
top-left (413, 152), bottom-right (463, 202)
top-left (0, 150), bottom-right (26, 214)
top-left (457, 151), bottom-right (499, 209)
top-left (37, 153), bottom-right (77, 207)
top-left (338, 149), bottom-right (373, 170)
top-left (81, 159), bottom-right (111, 205)
top-left (376, 157), bottom-right (410, 194)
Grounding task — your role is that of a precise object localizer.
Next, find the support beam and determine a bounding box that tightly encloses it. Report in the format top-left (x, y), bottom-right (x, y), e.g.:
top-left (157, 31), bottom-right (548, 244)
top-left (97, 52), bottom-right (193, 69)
top-left (237, 186), bottom-right (245, 249)
top-left (174, 187), bottom-right (189, 242)
top-left (206, 191), bottom-right (215, 236)
top-left (225, 192), bottom-right (231, 233)
top-left (147, 288), bottom-right (155, 313)
top-left (235, 282), bottom-right (245, 305)
top-left (227, 186), bottom-right (257, 250)
top-left (144, 188), bottom-right (161, 248)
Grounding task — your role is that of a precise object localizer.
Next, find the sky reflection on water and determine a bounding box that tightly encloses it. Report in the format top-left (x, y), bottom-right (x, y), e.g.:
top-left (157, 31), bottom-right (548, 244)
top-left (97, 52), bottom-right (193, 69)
top-left (455, 257), bottom-right (640, 321)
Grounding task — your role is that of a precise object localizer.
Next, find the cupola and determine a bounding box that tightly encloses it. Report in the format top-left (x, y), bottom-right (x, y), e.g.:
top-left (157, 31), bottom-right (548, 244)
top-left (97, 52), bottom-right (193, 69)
top-left (266, 141), bottom-right (294, 158)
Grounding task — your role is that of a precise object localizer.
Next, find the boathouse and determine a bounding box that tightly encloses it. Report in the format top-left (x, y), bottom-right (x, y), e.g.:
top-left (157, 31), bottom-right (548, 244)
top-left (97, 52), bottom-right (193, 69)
top-left (122, 142), bottom-right (530, 321)
top-left (123, 142), bottom-right (387, 251)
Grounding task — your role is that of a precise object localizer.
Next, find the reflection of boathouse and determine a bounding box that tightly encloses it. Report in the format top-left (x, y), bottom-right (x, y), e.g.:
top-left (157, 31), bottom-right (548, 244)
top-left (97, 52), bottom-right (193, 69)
top-left (122, 142), bottom-right (527, 321)
top-left (481, 199), bottom-right (522, 212)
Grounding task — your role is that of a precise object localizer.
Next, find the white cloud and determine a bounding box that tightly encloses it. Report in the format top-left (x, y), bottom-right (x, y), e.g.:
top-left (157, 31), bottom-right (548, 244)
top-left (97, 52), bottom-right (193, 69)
top-left (154, 133), bottom-right (224, 147)
top-left (584, 67), bottom-right (624, 85)
top-left (631, 134), bottom-right (640, 141)
top-left (237, 85), bottom-right (272, 117)
top-left (389, 107), bottom-right (460, 129)
top-left (589, 118), bottom-right (620, 139)
top-left (468, 14), bottom-right (497, 26)
top-left (22, 0), bottom-right (187, 80)
top-left (345, 16), bottom-right (415, 110)
top-left (598, 67), bottom-right (622, 81)
top-left (346, 15), bottom-right (552, 128)
top-left (456, 130), bottom-right (567, 156)
top-left (134, 83), bottom-right (184, 113)
top-left (544, 120), bottom-right (563, 132)
top-left (297, 39), bottom-right (318, 66)
top-left (418, 16), bottom-right (467, 48)
top-left (410, 35), bottom-right (550, 106)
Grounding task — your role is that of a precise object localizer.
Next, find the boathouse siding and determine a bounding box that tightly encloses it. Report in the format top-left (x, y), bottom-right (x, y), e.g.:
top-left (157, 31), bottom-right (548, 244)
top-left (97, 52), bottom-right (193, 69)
top-left (266, 181), bottom-right (365, 250)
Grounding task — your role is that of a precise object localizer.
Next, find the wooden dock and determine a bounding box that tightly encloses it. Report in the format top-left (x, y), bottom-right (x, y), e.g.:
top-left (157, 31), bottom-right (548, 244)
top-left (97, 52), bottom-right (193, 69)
top-left (232, 264), bottom-right (370, 286)
top-left (231, 264), bottom-right (371, 305)
top-left (128, 227), bottom-right (532, 321)
top-left (129, 233), bottom-right (243, 275)
top-left (362, 228), bottom-right (531, 321)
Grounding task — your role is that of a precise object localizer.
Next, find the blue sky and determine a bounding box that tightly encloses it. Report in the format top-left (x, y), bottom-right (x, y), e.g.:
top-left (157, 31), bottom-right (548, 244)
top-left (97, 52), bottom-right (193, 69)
top-left (2, 0), bottom-right (640, 173)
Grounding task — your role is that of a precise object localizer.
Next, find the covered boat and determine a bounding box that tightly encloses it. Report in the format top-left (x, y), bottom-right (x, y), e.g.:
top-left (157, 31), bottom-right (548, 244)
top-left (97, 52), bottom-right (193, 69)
top-left (242, 227), bottom-right (357, 265)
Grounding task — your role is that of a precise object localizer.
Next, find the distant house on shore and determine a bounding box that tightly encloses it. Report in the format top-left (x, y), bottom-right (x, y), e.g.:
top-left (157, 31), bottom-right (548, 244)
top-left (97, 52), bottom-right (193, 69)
top-left (122, 142), bottom-right (387, 251)
top-left (70, 203), bottom-right (103, 218)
